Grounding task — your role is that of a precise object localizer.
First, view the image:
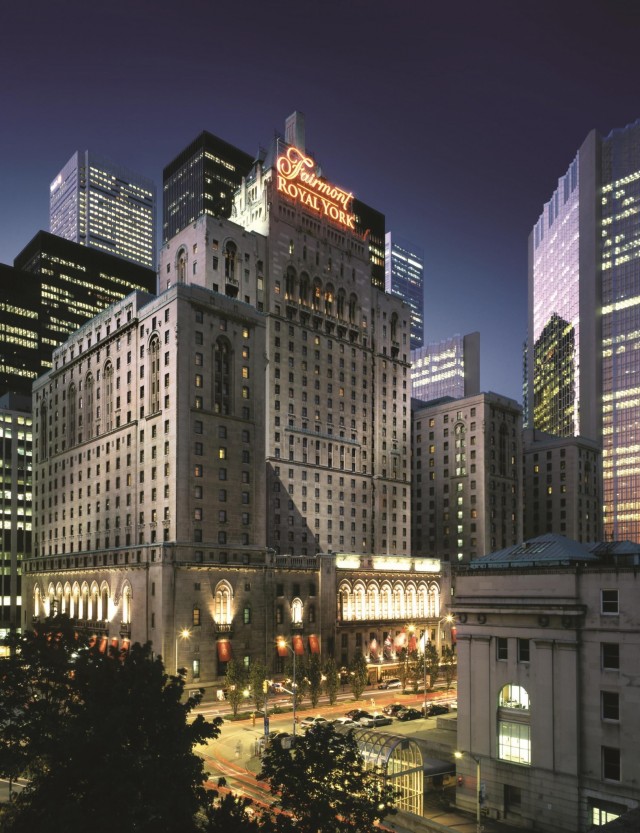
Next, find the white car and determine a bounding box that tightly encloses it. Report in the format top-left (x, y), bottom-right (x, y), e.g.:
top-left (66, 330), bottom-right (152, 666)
top-left (378, 678), bottom-right (402, 690)
top-left (332, 717), bottom-right (358, 728)
top-left (300, 716), bottom-right (330, 729)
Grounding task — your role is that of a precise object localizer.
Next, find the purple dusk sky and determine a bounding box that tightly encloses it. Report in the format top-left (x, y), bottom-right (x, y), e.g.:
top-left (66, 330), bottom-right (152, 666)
top-left (2, 0), bottom-right (640, 402)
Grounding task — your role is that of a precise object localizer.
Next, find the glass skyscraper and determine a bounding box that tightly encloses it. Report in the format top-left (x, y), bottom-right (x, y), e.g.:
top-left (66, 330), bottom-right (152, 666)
top-left (411, 333), bottom-right (480, 403)
top-left (385, 232), bottom-right (424, 349)
top-left (528, 119), bottom-right (640, 542)
top-left (50, 151), bottom-right (156, 270)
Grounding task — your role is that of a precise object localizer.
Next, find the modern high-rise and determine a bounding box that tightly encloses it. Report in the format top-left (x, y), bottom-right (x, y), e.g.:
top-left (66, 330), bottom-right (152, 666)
top-left (411, 332), bottom-right (480, 403)
top-left (527, 118), bottom-right (640, 542)
top-left (162, 131), bottom-right (254, 242)
top-left (24, 114), bottom-right (414, 695)
top-left (411, 392), bottom-right (522, 562)
top-left (385, 232), bottom-right (424, 349)
top-left (50, 151), bottom-right (156, 270)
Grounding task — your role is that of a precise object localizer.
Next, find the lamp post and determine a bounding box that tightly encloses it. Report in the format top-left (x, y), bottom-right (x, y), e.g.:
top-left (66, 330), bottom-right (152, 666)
top-left (455, 751), bottom-right (482, 833)
top-left (277, 638), bottom-right (297, 737)
top-left (438, 613), bottom-right (455, 654)
top-left (175, 628), bottom-right (191, 676)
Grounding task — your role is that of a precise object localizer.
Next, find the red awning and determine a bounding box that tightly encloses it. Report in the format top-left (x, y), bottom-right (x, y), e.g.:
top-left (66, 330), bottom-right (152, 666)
top-left (98, 636), bottom-right (108, 654)
top-left (451, 627), bottom-right (457, 644)
top-left (308, 634), bottom-right (320, 654)
top-left (217, 640), bottom-right (232, 662)
top-left (110, 637), bottom-right (119, 652)
top-left (121, 638), bottom-right (130, 653)
top-left (370, 637), bottom-right (379, 659)
top-left (292, 634), bottom-right (304, 655)
top-left (277, 641), bottom-right (289, 658)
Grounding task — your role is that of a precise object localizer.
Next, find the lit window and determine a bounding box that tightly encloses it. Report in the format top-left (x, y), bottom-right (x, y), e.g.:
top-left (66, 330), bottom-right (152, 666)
top-left (498, 721), bottom-right (531, 765)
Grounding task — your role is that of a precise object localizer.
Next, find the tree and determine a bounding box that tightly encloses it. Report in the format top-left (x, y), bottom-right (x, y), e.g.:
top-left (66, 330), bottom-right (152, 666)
top-left (349, 652), bottom-right (369, 700)
top-left (285, 654), bottom-right (308, 711)
top-left (306, 654), bottom-right (323, 708)
top-left (0, 615), bottom-right (222, 833)
top-left (425, 642), bottom-right (440, 690)
top-left (225, 658), bottom-right (249, 717)
top-left (441, 644), bottom-right (457, 693)
top-left (322, 657), bottom-right (340, 705)
top-left (249, 660), bottom-right (267, 713)
top-left (257, 721), bottom-right (397, 833)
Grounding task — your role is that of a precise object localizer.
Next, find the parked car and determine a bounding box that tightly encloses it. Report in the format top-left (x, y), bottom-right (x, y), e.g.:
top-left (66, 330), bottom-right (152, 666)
top-left (377, 677), bottom-right (402, 690)
top-left (345, 708), bottom-right (371, 721)
top-left (358, 712), bottom-right (393, 728)
top-left (424, 703), bottom-right (450, 717)
top-left (382, 703), bottom-right (406, 717)
top-left (301, 716), bottom-right (330, 729)
top-left (332, 717), bottom-right (358, 728)
top-left (396, 707), bottom-right (422, 722)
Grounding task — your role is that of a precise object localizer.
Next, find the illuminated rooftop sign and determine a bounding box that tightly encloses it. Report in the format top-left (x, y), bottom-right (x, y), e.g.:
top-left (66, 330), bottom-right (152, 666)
top-left (276, 146), bottom-right (355, 230)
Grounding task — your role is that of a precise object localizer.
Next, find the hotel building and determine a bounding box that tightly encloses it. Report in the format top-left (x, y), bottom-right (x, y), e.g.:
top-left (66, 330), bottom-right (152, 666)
top-left (527, 118), bottom-right (640, 542)
top-left (412, 392), bottom-right (522, 562)
top-left (50, 151), bottom-right (156, 270)
top-left (385, 232), bottom-right (424, 349)
top-left (454, 535), bottom-right (640, 832)
top-left (411, 332), bottom-right (480, 404)
top-left (24, 116), bottom-right (423, 693)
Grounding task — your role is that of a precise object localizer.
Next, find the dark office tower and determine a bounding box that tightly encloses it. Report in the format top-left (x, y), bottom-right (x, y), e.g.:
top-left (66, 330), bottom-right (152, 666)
top-left (0, 264), bottom-right (44, 396)
top-left (353, 199), bottom-right (386, 290)
top-left (385, 232), bottom-right (424, 349)
top-left (50, 151), bottom-right (156, 270)
top-left (13, 231), bottom-right (156, 371)
top-left (162, 131), bottom-right (254, 242)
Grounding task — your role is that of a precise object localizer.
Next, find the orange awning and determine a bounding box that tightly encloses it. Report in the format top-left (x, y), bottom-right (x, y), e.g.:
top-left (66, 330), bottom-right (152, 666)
top-left (292, 634), bottom-right (304, 655)
top-left (451, 627), bottom-right (457, 644)
top-left (277, 641), bottom-right (289, 658)
top-left (217, 640), bottom-right (232, 662)
top-left (121, 638), bottom-right (130, 653)
top-left (98, 636), bottom-right (108, 654)
top-left (110, 637), bottom-right (119, 652)
top-left (308, 634), bottom-right (320, 654)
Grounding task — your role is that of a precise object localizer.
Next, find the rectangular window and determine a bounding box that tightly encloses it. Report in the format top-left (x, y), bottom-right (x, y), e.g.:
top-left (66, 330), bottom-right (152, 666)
top-left (602, 643), bottom-right (620, 670)
top-left (602, 747), bottom-right (621, 781)
top-left (192, 659), bottom-right (200, 679)
top-left (601, 590), bottom-right (619, 615)
top-left (498, 721), bottom-right (531, 765)
top-left (517, 639), bottom-right (530, 663)
top-left (601, 691), bottom-right (620, 721)
top-left (497, 637), bottom-right (508, 661)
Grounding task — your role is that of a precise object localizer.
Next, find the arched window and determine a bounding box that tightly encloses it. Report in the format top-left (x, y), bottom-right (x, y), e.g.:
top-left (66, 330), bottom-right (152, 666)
top-left (498, 685), bottom-right (531, 765)
top-left (299, 273), bottom-right (310, 305)
top-left (80, 582), bottom-right (90, 620)
top-left (149, 336), bottom-right (160, 413)
top-left (390, 312), bottom-right (398, 342)
top-left (367, 584), bottom-right (380, 619)
top-left (406, 584), bottom-right (417, 619)
top-left (339, 583), bottom-right (351, 621)
top-left (34, 584), bottom-right (41, 617)
top-left (428, 584), bottom-right (440, 617)
top-left (312, 278), bottom-right (322, 311)
top-left (68, 384), bottom-right (77, 447)
top-left (103, 362), bottom-right (114, 431)
top-left (86, 374), bottom-right (94, 439)
top-left (214, 582), bottom-right (233, 625)
top-left (354, 583), bottom-right (366, 620)
top-left (381, 584), bottom-right (392, 618)
top-left (418, 583), bottom-right (429, 617)
top-left (122, 584), bottom-right (132, 624)
top-left (348, 294), bottom-right (357, 325)
top-left (213, 337), bottom-right (232, 415)
top-left (176, 248), bottom-right (187, 283)
top-left (325, 284), bottom-right (335, 316)
top-left (100, 584), bottom-right (110, 621)
top-left (393, 583), bottom-right (405, 619)
top-left (336, 289), bottom-right (346, 319)
top-left (89, 583), bottom-right (99, 620)
top-left (224, 241), bottom-right (237, 281)
top-left (285, 266), bottom-right (296, 300)
top-left (292, 597), bottom-right (303, 625)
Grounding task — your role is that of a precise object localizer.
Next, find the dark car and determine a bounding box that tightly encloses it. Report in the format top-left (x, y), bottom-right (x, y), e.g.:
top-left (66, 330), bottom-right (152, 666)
top-left (424, 703), bottom-right (450, 717)
top-left (382, 703), bottom-right (406, 717)
top-left (397, 707), bottom-right (422, 722)
top-left (345, 708), bottom-right (371, 721)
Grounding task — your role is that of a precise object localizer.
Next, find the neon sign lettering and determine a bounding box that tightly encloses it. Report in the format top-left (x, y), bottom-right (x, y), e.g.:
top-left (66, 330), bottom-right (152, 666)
top-left (276, 146), bottom-right (356, 231)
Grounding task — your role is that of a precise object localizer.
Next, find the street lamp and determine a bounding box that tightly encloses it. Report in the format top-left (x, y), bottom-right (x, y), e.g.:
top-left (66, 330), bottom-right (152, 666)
top-left (438, 614), bottom-right (455, 653)
top-left (455, 751), bottom-right (482, 833)
top-left (277, 638), bottom-right (297, 737)
top-left (175, 628), bottom-right (191, 675)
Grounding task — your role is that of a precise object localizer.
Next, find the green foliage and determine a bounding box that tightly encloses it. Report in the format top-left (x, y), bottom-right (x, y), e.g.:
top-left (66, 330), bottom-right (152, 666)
top-left (0, 615), bottom-right (222, 833)
top-left (322, 657), bottom-right (340, 706)
top-left (349, 652), bottom-right (369, 700)
top-left (202, 787), bottom-right (278, 832)
top-left (257, 721), bottom-right (397, 833)
top-left (225, 658), bottom-right (250, 717)
top-left (424, 642), bottom-right (440, 690)
top-left (249, 660), bottom-right (267, 712)
top-left (306, 654), bottom-right (323, 708)
top-left (441, 644), bottom-right (457, 692)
